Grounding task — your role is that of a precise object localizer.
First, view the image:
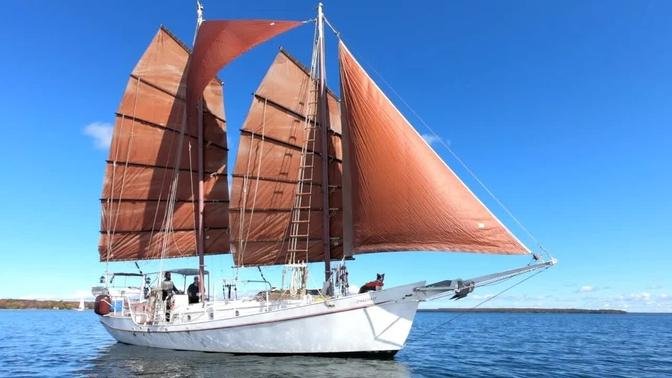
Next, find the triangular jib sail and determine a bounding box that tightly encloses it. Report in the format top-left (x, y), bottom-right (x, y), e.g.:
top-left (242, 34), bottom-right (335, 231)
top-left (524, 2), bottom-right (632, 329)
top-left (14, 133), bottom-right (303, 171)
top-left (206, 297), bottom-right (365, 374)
top-left (338, 41), bottom-right (529, 255)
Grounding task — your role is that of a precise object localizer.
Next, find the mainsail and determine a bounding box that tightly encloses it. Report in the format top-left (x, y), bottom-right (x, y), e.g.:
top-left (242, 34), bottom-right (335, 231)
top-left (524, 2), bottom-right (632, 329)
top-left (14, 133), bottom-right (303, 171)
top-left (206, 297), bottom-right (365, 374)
top-left (100, 20), bottom-right (304, 262)
top-left (99, 27), bottom-right (229, 261)
top-left (338, 41), bottom-right (529, 255)
top-left (230, 51), bottom-right (344, 266)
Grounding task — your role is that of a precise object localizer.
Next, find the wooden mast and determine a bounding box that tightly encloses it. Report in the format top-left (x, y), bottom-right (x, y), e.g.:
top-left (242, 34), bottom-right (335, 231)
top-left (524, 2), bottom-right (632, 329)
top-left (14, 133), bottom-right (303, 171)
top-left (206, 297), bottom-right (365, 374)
top-left (317, 3), bottom-right (332, 282)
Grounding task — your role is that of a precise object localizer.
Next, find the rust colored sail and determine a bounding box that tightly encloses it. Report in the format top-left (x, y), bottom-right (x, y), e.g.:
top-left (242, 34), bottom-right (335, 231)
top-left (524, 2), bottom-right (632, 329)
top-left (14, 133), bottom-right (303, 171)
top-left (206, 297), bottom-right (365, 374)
top-left (230, 51), bottom-right (344, 266)
top-left (338, 41), bottom-right (529, 255)
top-left (99, 27), bottom-right (229, 261)
top-left (186, 19), bottom-right (302, 131)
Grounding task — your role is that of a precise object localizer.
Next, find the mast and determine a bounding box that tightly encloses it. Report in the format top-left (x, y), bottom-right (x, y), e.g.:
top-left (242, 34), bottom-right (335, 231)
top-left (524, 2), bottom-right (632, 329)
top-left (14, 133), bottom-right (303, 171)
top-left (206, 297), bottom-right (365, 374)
top-left (195, 0), bottom-right (206, 302)
top-left (316, 3), bottom-right (331, 282)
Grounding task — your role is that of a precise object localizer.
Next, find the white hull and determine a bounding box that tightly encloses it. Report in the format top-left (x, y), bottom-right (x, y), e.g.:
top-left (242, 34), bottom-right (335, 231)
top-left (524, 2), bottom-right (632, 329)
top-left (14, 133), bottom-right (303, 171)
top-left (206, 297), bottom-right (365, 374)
top-left (99, 282), bottom-right (423, 355)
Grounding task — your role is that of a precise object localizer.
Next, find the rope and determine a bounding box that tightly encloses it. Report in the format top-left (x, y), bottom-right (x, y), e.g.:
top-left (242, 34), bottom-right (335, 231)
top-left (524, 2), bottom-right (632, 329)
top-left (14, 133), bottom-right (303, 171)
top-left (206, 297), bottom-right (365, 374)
top-left (417, 267), bottom-right (550, 338)
top-left (323, 16), bottom-right (341, 38)
top-left (146, 129), bottom-right (177, 258)
top-left (236, 129), bottom-right (253, 266)
top-left (184, 140), bottom-right (197, 256)
top-left (147, 86), bottom-right (181, 259)
top-left (157, 106), bottom-right (193, 274)
top-left (235, 98), bottom-right (265, 266)
top-left (106, 76), bottom-right (141, 262)
top-left (240, 99), bottom-right (267, 263)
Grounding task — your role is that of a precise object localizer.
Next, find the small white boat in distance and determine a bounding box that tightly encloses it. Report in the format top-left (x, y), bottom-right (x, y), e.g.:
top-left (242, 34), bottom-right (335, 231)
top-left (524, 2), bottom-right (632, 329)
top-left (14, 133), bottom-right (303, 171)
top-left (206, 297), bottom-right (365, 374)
top-left (76, 298), bottom-right (85, 312)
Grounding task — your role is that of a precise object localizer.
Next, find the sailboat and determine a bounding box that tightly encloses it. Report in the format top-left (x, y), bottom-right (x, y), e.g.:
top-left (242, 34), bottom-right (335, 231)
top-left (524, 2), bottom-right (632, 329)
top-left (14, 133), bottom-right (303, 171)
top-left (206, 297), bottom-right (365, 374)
top-left (92, 3), bottom-right (556, 356)
top-left (77, 298), bottom-right (86, 312)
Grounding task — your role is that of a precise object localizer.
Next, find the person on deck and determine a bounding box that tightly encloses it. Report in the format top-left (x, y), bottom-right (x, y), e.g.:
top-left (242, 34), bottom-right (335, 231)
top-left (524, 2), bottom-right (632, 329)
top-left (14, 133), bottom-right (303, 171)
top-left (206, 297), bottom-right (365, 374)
top-left (187, 276), bottom-right (201, 304)
top-left (161, 272), bottom-right (180, 301)
top-left (161, 272), bottom-right (180, 322)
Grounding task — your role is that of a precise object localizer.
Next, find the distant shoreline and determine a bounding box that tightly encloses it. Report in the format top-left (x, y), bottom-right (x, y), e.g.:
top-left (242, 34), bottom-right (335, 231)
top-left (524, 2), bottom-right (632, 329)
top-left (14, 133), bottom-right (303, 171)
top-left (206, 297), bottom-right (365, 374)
top-left (419, 308), bottom-right (627, 314)
top-left (0, 299), bottom-right (91, 310)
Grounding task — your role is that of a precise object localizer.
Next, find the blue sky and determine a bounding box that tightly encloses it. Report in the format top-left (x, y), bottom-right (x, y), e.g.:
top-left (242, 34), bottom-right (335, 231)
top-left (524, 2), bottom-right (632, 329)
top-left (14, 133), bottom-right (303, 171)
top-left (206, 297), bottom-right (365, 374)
top-left (0, 1), bottom-right (670, 312)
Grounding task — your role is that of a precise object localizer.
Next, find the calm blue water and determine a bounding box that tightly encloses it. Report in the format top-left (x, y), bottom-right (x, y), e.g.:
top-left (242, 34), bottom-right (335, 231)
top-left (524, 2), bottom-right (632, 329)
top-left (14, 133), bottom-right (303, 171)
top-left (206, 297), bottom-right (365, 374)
top-left (0, 310), bottom-right (670, 377)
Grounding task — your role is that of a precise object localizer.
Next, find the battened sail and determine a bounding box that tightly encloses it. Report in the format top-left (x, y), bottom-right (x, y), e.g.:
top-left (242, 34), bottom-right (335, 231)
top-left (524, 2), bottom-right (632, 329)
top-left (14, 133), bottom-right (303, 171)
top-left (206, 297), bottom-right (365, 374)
top-left (99, 27), bottom-right (229, 261)
top-left (230, 51), bottom-right (344, 266)
top-left (338, 41), bottom-right (529, 255)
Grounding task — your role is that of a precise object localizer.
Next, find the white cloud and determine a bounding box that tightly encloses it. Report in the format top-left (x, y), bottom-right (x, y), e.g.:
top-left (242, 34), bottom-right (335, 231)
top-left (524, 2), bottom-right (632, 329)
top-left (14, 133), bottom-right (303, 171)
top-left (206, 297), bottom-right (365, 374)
top-left (84, 122), bottom-right (113, 150)
top-left (628, 292), bottom-right (651, 301)
top-left (578, 285), bottom-right (593, 293)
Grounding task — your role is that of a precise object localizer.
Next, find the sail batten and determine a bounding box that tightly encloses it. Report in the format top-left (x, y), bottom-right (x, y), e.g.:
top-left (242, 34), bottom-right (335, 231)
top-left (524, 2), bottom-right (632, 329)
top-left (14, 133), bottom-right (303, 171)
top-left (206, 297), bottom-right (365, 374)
top-left (338, 41), bottom-right (529, 256)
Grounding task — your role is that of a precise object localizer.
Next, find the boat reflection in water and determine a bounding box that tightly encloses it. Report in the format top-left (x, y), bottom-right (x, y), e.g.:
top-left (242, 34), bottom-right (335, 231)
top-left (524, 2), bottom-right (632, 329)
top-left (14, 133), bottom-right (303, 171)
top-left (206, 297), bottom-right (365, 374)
top-left (83, 343), bottom-right (411, 377)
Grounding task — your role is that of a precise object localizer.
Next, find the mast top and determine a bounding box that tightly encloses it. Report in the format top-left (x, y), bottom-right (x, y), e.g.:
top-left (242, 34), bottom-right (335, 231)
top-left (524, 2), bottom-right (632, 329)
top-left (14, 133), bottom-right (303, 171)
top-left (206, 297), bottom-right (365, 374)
top-left (193, 0), bottom-right (204, 45)
top-left (196, 0), bottom-right (204, 27)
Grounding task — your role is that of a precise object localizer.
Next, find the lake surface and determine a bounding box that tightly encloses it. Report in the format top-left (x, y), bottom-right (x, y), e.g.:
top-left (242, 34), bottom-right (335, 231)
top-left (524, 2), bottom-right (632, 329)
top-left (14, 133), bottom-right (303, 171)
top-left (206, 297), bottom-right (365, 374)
top-left (0, 310), bottom-right (670, 377)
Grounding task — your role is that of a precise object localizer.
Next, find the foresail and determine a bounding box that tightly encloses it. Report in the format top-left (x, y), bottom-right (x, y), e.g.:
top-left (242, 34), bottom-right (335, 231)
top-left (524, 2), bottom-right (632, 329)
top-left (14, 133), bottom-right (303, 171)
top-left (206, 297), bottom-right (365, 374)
top-left (230, 51), bottom-right (344, 266)
top-left (186, 20), bottom-right (302, 134)
top-left (99, 27), bottom-right (229, 261)
top-left (338, 41), bottom-right (529, 255)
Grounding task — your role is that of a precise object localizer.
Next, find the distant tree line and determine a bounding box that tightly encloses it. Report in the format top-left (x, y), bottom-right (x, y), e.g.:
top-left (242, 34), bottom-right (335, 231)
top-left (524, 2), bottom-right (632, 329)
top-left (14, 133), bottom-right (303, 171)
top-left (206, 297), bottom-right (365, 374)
top-left (0, 299), bottom-right (91, 310)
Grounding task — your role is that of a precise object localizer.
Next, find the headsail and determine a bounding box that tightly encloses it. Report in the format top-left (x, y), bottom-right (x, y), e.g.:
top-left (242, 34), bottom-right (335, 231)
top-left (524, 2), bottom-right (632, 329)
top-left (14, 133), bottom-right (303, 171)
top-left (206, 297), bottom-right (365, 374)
top-left (99, 27), bottom-right (229, 261)
top-left (230, 51), bottom-right (344, 266)
top-left (338, 41), bottom-right (529, 255)
top-left (186, 20), bottom-right (303, 130)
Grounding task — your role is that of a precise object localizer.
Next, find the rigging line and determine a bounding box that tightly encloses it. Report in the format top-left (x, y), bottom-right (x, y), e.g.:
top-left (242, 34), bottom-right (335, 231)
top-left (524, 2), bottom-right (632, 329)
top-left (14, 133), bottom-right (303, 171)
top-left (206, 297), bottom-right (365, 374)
top-left (418, 267), bottom-right (550, 338)
top-left (109, 76), bottom-right (142, 256)
top-left (105, 85), bottom-right (130, 262)
top-left (323, 16), bottom-right (340, 38)
top-left (147, 131), bottom-right (178, 258)
top-left (236, 102), bottom-right (260, 266)
top-left (104, 117), bottom-right (128, 259)
top-left (257, 266), bottom-right (269, 285)
top-left (159, 105), bottom-right (193, 266)
top-left (241, 99), bottom-right (267, 259)
top-left (105, 126), bottom-right (122, 262)
top-left (159, 169), bottom-right (182, 269)
top-left (188, 140), bottom-right (197, 247)
top-left (366, 65), bottom-right (550, 259)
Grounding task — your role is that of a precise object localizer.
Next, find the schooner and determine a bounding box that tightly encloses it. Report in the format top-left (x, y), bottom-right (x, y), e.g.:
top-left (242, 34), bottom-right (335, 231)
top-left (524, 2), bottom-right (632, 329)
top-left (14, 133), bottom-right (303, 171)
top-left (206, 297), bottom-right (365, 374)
top-left (93, 3), bottom-right (556, 356)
